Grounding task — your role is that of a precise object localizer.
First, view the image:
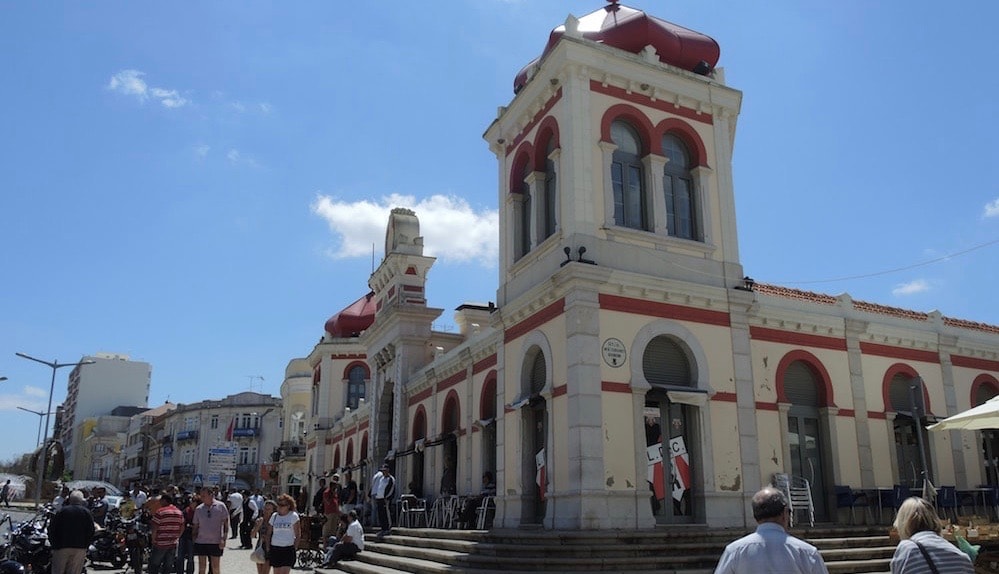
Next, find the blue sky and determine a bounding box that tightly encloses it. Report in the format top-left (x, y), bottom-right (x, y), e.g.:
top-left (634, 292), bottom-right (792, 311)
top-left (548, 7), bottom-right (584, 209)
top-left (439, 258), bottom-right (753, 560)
top-left (2, 1), bottom-right (998, 464)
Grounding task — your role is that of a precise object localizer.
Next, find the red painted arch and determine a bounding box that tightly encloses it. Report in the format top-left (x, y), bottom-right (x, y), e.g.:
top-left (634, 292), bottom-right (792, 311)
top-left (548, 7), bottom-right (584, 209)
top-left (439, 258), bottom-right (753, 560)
top-left (480, 371), bottom-right (497, 419)
top-left (342, 360), bottom-right (369, 381)
top-left (509, 143), bottom-right (534, 195)
top-left (442, 389), bottom-right (461, 434)
top-left (600, 104), bottom-right (654, 156)
top-left (533, 116), bottom-right (560, 171)
top-left (655, 118), bottom-right (709, 168)
top-left (774, 350), bottom-right (835, 407)
top-left (881, 363), bottom-right (932, 415)
top-left (971, 374), bottom-right (999, 406)
top-left (412, 405), bottom-right (428, 441)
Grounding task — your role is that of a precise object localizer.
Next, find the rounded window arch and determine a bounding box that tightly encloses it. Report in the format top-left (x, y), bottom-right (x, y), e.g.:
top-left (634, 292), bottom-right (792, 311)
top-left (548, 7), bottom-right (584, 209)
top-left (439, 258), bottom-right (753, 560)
top-left (360, 433), bottom-right (368, 463)
top-left (882, 364), bottom-right (930, 415)
top-left (442, 391), bottom-right (461, 434)
top-left (774, 350), bottom-right (834, 407)
top-left (333, 446), bottom-right (341, 472)
top-left (662, 133), bottom-right (698, 241)
top-left (519, 331), bottom-right (554, 398)
top-left (345, 440), bottom-right (354, 466)
top-left (610, 120), bottom-right (648, 231)
top-left (642, 335), bottom-right (694, 388)
top-left (412, 406), bottom-right (427, 441)
top-left (344, 363), bottom-right (368, 410)
top-left (480, 373), bottom-right (497, 420)
top-left (972, 374), bottom-right (999, 407)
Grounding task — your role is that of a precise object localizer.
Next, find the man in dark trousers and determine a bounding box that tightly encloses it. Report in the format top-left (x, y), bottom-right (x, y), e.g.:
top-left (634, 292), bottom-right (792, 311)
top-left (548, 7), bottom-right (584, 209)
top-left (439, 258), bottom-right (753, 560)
top-left (49, 490), bottom-right (96, 574)
top-left (372, 464), bottom-right (395, 539)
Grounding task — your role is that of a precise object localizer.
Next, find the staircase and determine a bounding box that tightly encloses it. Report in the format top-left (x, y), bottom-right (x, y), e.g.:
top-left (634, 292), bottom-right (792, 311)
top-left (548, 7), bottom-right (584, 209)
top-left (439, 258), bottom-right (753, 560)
top-left (319, 525), bottom-right (897, 574)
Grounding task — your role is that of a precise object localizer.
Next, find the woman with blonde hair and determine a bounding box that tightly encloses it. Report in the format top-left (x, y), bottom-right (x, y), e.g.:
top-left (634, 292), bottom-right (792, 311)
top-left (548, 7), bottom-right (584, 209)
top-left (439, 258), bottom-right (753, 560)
top-left (891, 496), bottom-right (972, 573)
top-left (249, 500), bottom-right (277, 574)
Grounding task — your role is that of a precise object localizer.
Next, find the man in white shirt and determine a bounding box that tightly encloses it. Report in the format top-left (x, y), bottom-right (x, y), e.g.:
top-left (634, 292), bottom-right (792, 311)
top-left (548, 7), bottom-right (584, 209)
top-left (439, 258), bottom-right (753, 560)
top-left (714, 487), bottom-right (828, 574)
top-left (324, 510), bottom-right (363, 568)
top-left (370, 464), bottom-right (395, 538)
top-left (132, 485), bottom-right (148, 510)
top-left (226, 490), bottom-right (243, 540)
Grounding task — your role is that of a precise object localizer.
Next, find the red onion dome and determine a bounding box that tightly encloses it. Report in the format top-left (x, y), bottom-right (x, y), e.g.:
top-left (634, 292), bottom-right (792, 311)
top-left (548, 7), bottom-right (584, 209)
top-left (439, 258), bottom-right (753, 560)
top-left (324, 292), bottom-right (376, 338)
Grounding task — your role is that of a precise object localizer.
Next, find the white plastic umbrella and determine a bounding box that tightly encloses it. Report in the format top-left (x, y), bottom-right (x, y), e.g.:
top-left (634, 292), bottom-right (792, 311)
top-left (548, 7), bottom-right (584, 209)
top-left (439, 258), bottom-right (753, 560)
top-left (927, 395), bottom-right (999, 431)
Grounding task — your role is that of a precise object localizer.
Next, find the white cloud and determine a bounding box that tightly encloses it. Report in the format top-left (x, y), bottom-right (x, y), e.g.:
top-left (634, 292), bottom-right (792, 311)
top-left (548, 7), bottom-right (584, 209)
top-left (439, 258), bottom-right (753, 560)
top-left (230, 101), bottom-right (247, 113)
top-left (149, 87), bottom-right (188, 108)
top-left (227, 148), bottom-right (260, 168)
top-left (194, 144), bottom-right (210, 158)
top-left (311, 193), bottom-right (498, 266)
top-left (259, 103), bottom-right (272, 114)
top-left (892, 279), bottom-right (930, 296)
top-left (107, 69), bottom-right (188, 108)
top-left (985, 198), bottom-right (999, 218)
top-left (108, 69), bottom-right (148, 99)
top-left (22, 386), bottom-right (46, 398)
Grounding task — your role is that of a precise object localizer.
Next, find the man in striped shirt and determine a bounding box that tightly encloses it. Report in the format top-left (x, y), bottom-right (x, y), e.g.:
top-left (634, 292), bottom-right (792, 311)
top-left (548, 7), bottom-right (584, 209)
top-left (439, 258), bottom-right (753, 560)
top-left (149, 493), bottom-right (187, 574)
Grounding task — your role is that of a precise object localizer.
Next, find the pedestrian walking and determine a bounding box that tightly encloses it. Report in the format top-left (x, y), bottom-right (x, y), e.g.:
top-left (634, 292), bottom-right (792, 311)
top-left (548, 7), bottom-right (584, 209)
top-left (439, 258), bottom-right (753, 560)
top-left (193, 486), bottom-right (229, 574)
top-left (0, 480), bottom-right (12, 508)
top-left (149, 493), bottom-right (186, 574)
top-left (890, 496), bottom-right (973, 573)
top-left (249, 500), bottom-right (277, 574)
top-left (714, 487), bottom-right (828, 574)
top-left (49, 490), bottom-right (96, 574)
top-left (175, 495), bottom-right (197, 574)
top-left (227, 489), bottom-right (243, 540)
top-left (264, 494), bottom-right (300, 574)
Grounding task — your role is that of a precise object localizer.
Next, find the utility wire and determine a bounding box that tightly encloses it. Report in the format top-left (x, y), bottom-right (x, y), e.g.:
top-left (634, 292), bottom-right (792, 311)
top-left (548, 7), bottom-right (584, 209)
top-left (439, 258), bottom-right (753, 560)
top-left (776, 236), bottom-right (999, 285)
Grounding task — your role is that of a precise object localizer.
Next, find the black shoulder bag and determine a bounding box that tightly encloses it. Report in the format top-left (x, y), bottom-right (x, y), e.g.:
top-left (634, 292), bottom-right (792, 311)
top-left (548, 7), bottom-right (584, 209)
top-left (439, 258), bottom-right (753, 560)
top-left (913, 541), bottom-right (941, 574)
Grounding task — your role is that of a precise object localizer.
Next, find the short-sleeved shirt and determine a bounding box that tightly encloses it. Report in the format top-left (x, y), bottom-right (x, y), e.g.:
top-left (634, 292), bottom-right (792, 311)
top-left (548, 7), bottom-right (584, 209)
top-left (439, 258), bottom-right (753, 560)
top-left (268, 511), bottom-right (299, 548)
top-left (345, 519), bottom-right (364, 552)
top-left (151, 504), bottom-right (186, 549)
top-left (193, 499), bottom-right (229, 544)
top-left (714, 522), bottom-right (828, 574)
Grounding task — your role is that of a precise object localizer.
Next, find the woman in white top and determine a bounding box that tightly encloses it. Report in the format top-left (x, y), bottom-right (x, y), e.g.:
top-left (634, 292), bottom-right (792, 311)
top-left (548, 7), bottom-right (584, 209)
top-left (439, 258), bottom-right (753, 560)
top-left (265, 494), bottom-right (300, 574)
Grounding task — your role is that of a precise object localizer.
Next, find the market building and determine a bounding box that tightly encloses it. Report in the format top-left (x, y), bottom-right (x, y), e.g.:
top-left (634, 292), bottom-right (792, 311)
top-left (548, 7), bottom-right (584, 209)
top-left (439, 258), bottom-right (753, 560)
top-left (286, 1), bottom-right (999, 530)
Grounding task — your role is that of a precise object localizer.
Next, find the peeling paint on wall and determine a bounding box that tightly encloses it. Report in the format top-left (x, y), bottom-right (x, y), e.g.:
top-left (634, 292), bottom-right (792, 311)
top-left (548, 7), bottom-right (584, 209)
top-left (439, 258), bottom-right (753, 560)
top-left (719, 473), bottom-right (741, 492)
top-left (606, 475), bottom-right (614, 487)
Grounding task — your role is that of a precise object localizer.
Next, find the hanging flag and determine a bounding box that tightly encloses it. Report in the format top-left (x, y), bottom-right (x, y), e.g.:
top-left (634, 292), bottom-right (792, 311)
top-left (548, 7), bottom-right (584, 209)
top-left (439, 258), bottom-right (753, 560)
top-left (669, 436), bottom-right (691, 502)
top-left (535, 448), bottom-right (546, 501)
top-left (646, 443), bottom-right (665, 500)
top-left (225, 416), bottom-right (235, 442)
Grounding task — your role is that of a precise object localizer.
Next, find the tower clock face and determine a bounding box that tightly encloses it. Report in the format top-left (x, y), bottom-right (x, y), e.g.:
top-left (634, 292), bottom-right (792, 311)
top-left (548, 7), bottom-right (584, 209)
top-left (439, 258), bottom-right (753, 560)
top-left (602, 338), bottom-right (627, 367)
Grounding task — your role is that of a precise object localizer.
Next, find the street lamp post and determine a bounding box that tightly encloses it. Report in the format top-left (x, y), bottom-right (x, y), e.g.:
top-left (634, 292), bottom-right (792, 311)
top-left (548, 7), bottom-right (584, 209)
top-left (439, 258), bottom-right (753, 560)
top-left (17, 407), bottom-right (55, 448)
top-left (16, 352), bottom-right (95, 508)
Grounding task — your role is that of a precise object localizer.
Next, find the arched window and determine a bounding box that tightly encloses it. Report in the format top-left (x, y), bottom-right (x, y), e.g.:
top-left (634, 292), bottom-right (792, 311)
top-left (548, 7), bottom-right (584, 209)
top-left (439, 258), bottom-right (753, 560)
top-left (345, 441), bottom-right (354, 466)
top-left (346, 365), bottom-right (367, 409)
top-left (642, 336), bottom-right (693, 387)
top-left (611, 121), bottom-right (647, 230)
top-left (662, 134), bottom-right (698, 240)
top-left (529, 350), bottom-right (547, 395)
top-left (542, 138), bottom-right (557, 240)
top-left (519, 161), bottom-right (532, 257)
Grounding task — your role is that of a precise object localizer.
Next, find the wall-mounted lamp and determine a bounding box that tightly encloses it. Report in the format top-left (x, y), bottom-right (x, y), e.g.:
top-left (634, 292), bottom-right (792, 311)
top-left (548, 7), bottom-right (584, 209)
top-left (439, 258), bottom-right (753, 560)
top-left (734, 276), bottom-right (755, 291)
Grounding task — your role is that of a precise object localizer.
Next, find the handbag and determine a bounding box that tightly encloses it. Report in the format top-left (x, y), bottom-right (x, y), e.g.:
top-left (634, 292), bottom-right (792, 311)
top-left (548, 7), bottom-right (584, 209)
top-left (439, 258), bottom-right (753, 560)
top-left (250, 545), bottom-right (267, 564)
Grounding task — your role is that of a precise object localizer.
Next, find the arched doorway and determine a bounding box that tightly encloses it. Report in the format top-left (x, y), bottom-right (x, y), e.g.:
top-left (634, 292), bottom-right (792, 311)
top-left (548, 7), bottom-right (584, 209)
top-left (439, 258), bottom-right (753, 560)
top-left (521, 347), bottom-right (548, 524)
top-left (973, 377), bottom-right (999, 486)
top-left (441, 394), bottom-right (460, 496)
top-left (480, 373), bottom-right (498, 478)
top-left (781, 358), bottom-right (829, 520)
top-left (412, 408), bottom-right (427, 497)
top-left (641, 335), bottom-right (698, 524)
top-left (887, 369), bottom-right (931, 487)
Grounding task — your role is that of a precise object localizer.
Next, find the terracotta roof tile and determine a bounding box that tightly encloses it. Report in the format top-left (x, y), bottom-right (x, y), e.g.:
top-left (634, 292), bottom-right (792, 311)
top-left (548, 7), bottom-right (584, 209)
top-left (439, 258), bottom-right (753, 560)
top-left (753, 283), bottom-right (837, 305)
top-left (942, 317), bottom-right (999, 335)
top-left (852, 299), bottom-right (930, 322)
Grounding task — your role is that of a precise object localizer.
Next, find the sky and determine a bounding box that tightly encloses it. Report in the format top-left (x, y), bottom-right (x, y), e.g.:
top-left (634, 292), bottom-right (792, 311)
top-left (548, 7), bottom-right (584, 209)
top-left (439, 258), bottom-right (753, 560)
top-left (2, 1), bottom-right (998, 464)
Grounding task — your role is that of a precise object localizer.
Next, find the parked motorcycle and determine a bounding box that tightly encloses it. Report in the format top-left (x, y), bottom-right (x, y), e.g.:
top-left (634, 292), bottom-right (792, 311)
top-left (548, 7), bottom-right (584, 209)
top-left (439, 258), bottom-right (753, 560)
top-left (6, 515), bottom-right (51, 574)
top-left (86, 520), bottom-right (127, 569)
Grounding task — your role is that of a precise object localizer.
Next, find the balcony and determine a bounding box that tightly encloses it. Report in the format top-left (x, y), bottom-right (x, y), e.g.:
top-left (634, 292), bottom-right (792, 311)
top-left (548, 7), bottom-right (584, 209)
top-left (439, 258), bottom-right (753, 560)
top-left (176, 430), bottom-right (199, 441)
top-left (232, 427), bottom-right (259, 438)
top-left (279, 441), bottom-right (306, 460)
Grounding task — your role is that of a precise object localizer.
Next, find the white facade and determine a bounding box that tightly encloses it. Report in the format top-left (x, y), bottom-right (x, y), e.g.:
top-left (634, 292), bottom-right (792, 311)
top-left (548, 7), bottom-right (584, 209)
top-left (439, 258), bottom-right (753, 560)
top-left (62, 353), bottom-right (151, 470)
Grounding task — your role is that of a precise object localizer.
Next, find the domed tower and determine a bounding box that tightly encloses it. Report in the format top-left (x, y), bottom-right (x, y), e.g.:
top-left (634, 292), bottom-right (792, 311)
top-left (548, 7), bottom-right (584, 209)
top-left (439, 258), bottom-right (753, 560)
top-left (485, 2), bottom-right (747, 529)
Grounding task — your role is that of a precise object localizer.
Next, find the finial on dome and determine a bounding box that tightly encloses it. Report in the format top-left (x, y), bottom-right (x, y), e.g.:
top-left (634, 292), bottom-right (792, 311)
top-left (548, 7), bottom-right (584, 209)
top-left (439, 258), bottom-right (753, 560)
top-left (605, 0), bottom-right (620, 12)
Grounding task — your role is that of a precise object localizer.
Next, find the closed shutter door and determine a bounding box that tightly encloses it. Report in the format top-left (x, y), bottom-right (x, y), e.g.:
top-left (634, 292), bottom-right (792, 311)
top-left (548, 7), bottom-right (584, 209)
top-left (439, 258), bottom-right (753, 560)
top-left (642, 336), bottom-right (692, 387)
top-left (783, 361), bottom-right (818, 407)
top-left (889, 375), bottom-right (919, 414)
top-left (530, 352), bottom-right (546, 394)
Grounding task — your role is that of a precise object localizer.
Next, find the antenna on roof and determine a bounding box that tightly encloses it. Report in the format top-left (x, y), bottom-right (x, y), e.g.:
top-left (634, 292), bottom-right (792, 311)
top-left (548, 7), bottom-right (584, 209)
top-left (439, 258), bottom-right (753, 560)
top-left (246, 375), bottom-right (264, 392)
